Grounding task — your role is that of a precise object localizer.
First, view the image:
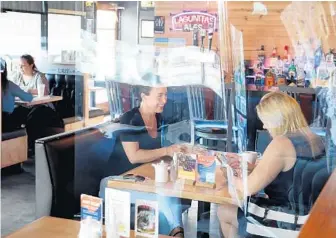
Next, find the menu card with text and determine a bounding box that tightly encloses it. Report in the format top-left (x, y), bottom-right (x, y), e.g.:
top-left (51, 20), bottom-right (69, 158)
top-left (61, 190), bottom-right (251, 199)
top-left (105, 188), bottom-right (130, 238)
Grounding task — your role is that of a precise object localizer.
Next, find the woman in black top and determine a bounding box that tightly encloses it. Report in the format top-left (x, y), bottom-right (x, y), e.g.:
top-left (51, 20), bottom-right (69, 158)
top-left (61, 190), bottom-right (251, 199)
top-left (100, 75), bottom-right (186, 237)
top-left (120, 84), bottom-right (183, 164)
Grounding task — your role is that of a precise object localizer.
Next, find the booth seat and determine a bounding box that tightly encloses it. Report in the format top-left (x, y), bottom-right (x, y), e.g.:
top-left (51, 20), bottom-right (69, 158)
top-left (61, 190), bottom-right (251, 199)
top-left (1, 128), bottom-right (27, 168)
top-left (45, 74), bottom-right (105, 131)
top-left (35, 122), bottom-right (144, 219)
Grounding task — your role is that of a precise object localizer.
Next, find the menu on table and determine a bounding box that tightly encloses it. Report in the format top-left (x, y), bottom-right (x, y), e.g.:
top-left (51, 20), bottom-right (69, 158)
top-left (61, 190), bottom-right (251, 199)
top-left (196, 154), bottom-right (216, 186)
top-left (176, 153), bottom-right (197, 184)
top-left (105, 188), bottom-right (130, 238)
top-left (135, 200), bottom-right (159, 238)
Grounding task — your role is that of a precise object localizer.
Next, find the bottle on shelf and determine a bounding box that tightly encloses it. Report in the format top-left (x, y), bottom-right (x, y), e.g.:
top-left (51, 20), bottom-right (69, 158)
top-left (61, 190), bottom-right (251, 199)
top-left (276, 74), bottom-right (287, 86)
top-left (326, 48), bottom-right (336, 75)
top-left (276, 56), bottom-right (287, 86)
top-left (326, 48), bottom-right (334, 65)
top-left (304, 59), bottom-right (314, 88)
top-left (275, 55), bottom-right (284, 76)
top-left (287, 59), bottom-right (297, 85)
top-left (265, 67), bottom-right (276, 87)
top-left (255, 64), bottom-right (265, 89)
top-left (270, 48), bottom-right (277, 67)
top-left (296, 63), bottom-right (305, 87)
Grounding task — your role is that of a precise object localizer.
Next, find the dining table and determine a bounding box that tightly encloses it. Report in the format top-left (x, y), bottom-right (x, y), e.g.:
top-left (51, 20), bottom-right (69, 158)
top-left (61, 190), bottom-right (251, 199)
top-left (5, 216), bottom-right (172, 238)
top-left (107, 162), bottom-right (235, 205)
top-left (15, 95), bottom-right (63, 107)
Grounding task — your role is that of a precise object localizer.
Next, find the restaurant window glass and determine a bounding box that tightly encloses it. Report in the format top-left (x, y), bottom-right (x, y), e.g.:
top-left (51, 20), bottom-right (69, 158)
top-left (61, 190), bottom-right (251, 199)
top-left (0, 12), bottom-right (41, 56)
top-left (95, 10), bottom-right (118, 105)
top-left (48, 13), bottom-right (81, 56)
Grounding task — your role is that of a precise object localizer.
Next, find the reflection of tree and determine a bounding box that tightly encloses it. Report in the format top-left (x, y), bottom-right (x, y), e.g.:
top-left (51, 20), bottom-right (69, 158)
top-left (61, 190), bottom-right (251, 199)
top-left (281, 2), bottom-right (332, 56)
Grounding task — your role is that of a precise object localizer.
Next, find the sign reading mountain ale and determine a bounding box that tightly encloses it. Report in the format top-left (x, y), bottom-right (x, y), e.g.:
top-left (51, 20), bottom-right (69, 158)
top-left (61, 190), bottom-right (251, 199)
top-left (171, 11), bottom-right (217, 32)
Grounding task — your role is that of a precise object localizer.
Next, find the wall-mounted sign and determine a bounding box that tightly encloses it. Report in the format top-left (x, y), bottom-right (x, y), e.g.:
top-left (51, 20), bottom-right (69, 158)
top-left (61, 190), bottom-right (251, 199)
top-left (171, 11), bottom-right (217, 32)
top-left (141, 1), bottom-right (155, 9)
top-left (154, 16), bottom-right (165, 34)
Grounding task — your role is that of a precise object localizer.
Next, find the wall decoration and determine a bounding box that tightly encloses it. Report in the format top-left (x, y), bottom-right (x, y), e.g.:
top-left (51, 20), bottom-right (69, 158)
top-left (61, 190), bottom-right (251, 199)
top-left (154, 38), bottom-right (186, 48)
top-left (170, 11), bottom-right (217, 32)
top-left (141, 20), bottom-right (154, 38)
top-left (154, 16), bottom-right (165, 34)
top-left (141, 1), bottom-right (155, 10)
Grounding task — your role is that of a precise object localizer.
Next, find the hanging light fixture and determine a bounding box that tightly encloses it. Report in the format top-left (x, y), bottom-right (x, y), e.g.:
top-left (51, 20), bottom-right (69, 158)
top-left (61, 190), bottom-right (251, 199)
top-left (252, 2), bottom-right (268, 16)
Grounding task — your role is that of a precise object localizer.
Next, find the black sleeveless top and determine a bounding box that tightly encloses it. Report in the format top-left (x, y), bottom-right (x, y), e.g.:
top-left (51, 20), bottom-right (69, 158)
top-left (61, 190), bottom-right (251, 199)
top-left (264, 132), bottom-right (325, 206)
top-left (120, 107), bottom-right (162, 149)
top-left (106, 107), bottom-right (163, 176)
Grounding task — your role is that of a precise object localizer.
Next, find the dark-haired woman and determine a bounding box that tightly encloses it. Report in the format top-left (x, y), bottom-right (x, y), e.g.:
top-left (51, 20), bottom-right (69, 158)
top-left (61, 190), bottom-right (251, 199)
top-left (12, 54), bottom-right (49, 95)
top-left (10, 55), bottom-right (64, 153)
top-left (99, 77), bottom-right (187, 237)
top-left (1, 58), bottom-right (33, 132)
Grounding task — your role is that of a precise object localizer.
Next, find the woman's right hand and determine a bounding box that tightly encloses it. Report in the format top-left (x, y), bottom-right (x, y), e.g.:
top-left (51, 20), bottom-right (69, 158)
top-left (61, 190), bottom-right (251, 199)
top-left (226, 152), bottom-right (256, 173)
top-left (166, 144), bottom-right (186, 157)
top-left (225, 152), bottom-right (241, 169)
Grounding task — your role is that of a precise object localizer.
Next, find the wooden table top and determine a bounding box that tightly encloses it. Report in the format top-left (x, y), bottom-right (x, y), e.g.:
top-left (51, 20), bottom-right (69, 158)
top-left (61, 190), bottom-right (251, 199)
top-left (108, 163), bottom-right (234, 205)
top-left (15, 96), bottom-right (62, 106)
top-left (5, 216), bottom-right (172, 238)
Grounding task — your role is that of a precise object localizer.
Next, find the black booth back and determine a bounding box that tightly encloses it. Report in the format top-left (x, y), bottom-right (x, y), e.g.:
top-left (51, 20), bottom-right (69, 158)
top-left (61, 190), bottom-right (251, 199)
top-left (45, 74), bottom-right (83, 119)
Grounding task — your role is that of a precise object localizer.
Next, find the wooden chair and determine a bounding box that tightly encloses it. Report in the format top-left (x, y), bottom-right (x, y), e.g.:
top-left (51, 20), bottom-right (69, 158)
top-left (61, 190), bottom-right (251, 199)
top-left (186, 82), bottom-right (238, 151)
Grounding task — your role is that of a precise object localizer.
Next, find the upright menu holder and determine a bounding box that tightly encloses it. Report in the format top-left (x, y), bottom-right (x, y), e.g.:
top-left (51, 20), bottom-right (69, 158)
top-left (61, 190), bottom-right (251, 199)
top-left (78, 194), bottom-right (103, 238)
top-left (135, 200), bottom-right (159, 238)
top-left (176, 153), bottom-right (197, 185)
top-left (195, 154), bottom-right (217, 189)
top-left (105, 188), bottom-right (131, 238)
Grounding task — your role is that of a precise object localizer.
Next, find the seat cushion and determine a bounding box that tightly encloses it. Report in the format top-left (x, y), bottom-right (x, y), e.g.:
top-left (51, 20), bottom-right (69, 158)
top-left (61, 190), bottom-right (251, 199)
top-left (89, 107), bottom-right (104, 118)
top-left (2, 128), bottom-right (27, 141)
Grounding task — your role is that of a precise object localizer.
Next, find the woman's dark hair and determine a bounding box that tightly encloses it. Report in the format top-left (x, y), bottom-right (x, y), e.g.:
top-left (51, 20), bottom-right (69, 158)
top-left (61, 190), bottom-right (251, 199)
top-left (21, 54), bottom-right (38, 72)
top-left (138, 73), bottom-right (162, 96)
top-left (1, 58), bottom-right (8, 92)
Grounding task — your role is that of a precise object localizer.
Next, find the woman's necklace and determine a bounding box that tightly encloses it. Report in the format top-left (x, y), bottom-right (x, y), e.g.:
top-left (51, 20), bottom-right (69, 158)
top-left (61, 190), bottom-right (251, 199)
top-left (22, 74), bottom-right (34, 86)
top-left (139, 107), bottom-right (157, 137)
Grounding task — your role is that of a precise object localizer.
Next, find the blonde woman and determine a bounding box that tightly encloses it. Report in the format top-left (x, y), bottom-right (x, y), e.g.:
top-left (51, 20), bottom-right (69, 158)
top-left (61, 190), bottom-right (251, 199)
top-left (217, 92), bottom-right (325, 237)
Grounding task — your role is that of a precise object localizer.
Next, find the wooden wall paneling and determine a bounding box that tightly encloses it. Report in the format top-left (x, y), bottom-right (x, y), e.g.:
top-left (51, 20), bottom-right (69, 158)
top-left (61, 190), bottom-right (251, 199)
top-left (154, 1), bottom-right (220, 50)
top-left (154, 1), bottom-right (336, 61)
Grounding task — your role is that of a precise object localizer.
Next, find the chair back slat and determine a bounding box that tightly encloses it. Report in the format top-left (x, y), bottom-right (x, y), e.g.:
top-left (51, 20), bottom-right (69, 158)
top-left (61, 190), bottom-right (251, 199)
top-left (105, 80), bottom-right (123, 119)
top-left (187, 85), bottom-right (206, 120)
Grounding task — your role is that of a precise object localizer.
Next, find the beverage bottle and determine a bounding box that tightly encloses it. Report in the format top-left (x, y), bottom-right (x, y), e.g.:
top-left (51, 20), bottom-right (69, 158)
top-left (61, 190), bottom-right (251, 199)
top-left (287, 59), bottom-right (297, 85)
top-left (265, 67), bottom-right (276, 87)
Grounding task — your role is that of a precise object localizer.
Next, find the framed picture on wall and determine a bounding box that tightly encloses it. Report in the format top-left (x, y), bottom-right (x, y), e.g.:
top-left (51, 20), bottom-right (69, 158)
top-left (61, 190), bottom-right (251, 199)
top-left (141, 20), bottom-right (154, 38)
top-left (154, 16), bottom-right (165, 34)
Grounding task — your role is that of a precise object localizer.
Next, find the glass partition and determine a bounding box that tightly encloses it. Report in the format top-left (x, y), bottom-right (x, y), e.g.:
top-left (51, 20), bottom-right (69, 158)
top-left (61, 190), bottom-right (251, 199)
top-left (1, 1), bottom-right (335, 237)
